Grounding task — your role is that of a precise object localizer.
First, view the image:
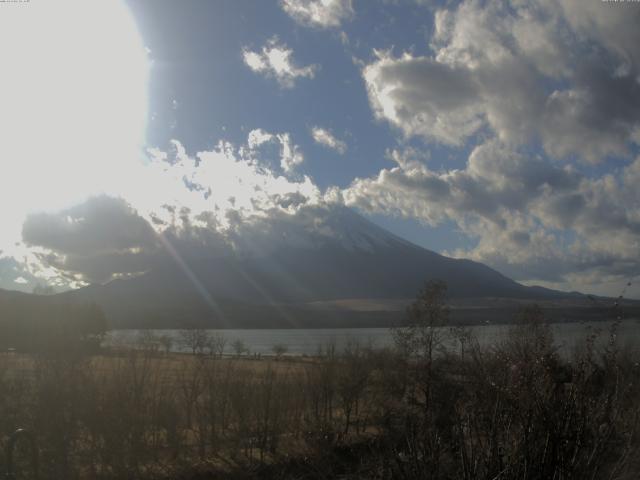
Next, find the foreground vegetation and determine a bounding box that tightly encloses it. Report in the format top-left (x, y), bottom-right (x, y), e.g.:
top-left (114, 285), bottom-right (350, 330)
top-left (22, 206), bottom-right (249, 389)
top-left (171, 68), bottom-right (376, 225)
top-left (1, 283), bottom-right (640, 479)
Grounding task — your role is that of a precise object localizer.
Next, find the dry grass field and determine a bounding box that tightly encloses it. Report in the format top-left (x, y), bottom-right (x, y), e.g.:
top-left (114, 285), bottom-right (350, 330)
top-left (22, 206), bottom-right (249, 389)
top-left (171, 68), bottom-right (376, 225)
top-left (2, 311), bottom-right (640, 479)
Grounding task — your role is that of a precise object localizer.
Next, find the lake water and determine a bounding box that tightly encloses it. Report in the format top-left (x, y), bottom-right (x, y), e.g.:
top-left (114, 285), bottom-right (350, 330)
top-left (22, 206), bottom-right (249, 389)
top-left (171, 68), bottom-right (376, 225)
top-left (108, 319), bottom-right (640, 357)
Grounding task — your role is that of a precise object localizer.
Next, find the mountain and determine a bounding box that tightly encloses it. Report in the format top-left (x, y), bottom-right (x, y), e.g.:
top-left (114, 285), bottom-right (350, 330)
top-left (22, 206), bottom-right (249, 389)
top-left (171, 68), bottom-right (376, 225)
top-left (56, 206), bottom-right (613, 328)
top-left (0, 287), bottom-right (107, 351)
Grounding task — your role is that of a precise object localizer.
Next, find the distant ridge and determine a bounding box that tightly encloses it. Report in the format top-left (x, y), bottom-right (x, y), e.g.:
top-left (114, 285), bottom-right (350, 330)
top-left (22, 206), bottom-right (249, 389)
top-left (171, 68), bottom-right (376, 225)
top-left (43, 206), bottom-right (626, 328)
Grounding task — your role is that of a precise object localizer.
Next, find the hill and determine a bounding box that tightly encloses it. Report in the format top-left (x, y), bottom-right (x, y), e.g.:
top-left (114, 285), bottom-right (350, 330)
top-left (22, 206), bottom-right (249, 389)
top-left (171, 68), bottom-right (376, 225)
top-left (50, 206), bottom-right (630, 328)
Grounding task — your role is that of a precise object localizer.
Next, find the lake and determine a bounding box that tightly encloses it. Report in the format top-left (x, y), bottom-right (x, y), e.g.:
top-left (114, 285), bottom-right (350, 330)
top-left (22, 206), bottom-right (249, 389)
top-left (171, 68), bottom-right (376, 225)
top-left (108, 319), bottom-right (640, 357)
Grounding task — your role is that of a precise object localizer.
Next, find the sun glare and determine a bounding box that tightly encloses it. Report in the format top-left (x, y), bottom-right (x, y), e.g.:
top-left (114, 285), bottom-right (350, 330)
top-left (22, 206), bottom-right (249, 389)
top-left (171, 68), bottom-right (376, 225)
top-left (0, 0), bottom-right (148, 250)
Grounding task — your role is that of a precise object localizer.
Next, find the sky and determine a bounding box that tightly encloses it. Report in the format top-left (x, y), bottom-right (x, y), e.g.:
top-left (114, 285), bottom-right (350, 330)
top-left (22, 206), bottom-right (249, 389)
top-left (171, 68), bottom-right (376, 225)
top-left (0, 0), bottom-right (639, 299)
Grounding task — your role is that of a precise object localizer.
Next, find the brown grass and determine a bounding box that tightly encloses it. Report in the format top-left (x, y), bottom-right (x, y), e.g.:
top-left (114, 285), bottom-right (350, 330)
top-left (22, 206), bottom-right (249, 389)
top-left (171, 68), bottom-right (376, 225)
top-left (1, 316), bottom-right (640, 479)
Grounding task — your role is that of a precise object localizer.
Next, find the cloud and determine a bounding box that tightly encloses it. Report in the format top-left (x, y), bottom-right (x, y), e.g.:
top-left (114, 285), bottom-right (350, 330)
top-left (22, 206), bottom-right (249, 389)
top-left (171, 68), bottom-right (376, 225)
top-left (22, 196), bottom-right (160, 284)
top-left (0, 0), bottom-right (149, 265)
top-left (347, 0), bottom-right (640, 293)
top-left (311, 126), bottom-right (347, 154)
top-left (247, 129), bottom-right (275, 149)
top-left (362, 0), bottom-right (640, 162)
top-left (6, 0), bottom-right (640, 300)
top-left (0, 256), bottom-right (39, 292)
top-left (343, 140), bottom-right (640, 289)
top-left (281, 0), bottom-right (354, 29)
top-left (246, 128), bottom-right (305, 172)
top-left (243, 37), bottom-right (318, 88)
top-left (558, 0), bottom-right (640, 68)
top-left (139, 131), bottom-right (318, 227)
top-left (278, 133), bottom-right (306, 172)
top-left (22, 196), bottom-right (157, 258)
top-left (363, 52), bottom-right (483, 146)
top-left (16, 130), bottom-right (321, 286)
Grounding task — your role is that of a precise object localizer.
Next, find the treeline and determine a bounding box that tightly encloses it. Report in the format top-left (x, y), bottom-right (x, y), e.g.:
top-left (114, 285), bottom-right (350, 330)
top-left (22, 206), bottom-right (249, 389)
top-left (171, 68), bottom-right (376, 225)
top-left (0, 290), bottom-right (107, 352)
top-left (1, 284), bottom-right (640, 478)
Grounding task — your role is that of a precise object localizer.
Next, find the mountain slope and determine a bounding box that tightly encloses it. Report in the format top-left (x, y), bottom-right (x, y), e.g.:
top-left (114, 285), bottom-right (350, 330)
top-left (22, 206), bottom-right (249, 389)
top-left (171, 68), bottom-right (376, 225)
top-left (59, 206), bottom-right (575, 327)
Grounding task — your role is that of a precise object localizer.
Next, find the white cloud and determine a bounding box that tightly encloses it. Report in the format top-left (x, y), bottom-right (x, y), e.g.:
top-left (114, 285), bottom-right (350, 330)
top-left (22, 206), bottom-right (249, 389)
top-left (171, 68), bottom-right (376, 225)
top-left (144, 132), bottom-right (318, 226)
top-left (281, 0), bottom-right (354, 29)
top-left (362, 0), bottom-right (640, 162)
top-left (243, 37), bottom-right (318, 88)
top-left (277, 133), bottom-right (306, 172)
top-left (363, 51), bottom-right (484, 146)
top-left (342, 141), bottom-right (640, 291)
top-left (246, 128), bottom-right (305, 172)
top-left (311, 126), bottom-right (347, 154)
top-left (247, 128), bottom-right (275, 149)
top-left (350, 0), bottom-right (640, 294)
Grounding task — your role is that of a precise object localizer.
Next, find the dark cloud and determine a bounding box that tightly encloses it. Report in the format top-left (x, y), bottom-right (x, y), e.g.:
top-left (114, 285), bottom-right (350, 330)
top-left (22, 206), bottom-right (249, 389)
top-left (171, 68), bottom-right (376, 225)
top-left (22, 196), bottom-right (160, 283)
top-left (540, 193), bottom-right (585, 228)
top-left (271, 192), bottom-right (310, 210)
top-left (541, 61), bottom-right (640, 162)
top-left (23, 196), bottom-right (157, 257)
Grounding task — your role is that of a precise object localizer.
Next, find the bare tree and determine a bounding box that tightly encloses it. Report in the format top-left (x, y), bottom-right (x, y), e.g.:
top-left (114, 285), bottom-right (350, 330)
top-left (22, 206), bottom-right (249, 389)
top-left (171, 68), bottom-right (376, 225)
top-left (137, 330), bottom-right (160, 354)
top-left (337, 340), bottom-right (371, 434)
top-left (179, 329), bottom-right (210, 355)
top-left (272, 343), bottom-right (288, 360)
top-left (393, 279), bottom-right (449, 361)
top-left (392, 279), bottom-right (449, 412)
top-left (231, 339), bottom-right (247, 358)
top-left (207, 332), bottom-right (227, 358)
